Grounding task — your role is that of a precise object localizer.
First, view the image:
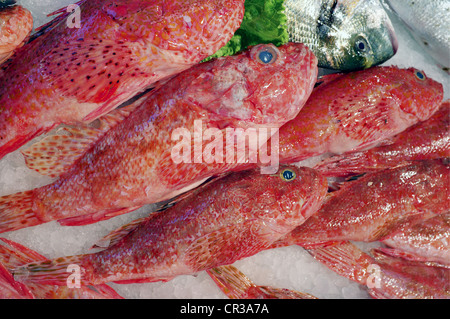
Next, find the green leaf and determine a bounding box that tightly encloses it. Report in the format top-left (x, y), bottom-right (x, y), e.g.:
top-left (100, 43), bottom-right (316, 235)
top-left (202, 0), bottom-right (288, 62)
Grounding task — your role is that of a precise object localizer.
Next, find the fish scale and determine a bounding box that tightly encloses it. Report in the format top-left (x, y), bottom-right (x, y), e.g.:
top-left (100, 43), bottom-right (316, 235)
top-left (284, 0), bottom-right (398, 70)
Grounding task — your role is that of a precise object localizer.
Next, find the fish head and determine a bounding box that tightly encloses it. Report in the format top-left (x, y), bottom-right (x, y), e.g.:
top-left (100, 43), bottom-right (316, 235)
top-left (321, 0), bottom-right (398, 70)
top-left (188, 43), bottom-right (318, 129)
top-left (387, 67), bottom-right (444, 121)
top-left (229, 165), bottom-right (328, 233)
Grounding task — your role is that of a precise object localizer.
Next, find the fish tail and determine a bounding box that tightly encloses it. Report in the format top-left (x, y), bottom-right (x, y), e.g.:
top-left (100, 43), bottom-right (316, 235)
top-left (0, 190), bottom-right (44, 233)
top-left (207, 265), bottom-right (254, 299)
top-left (307, 242), bottom-right (374, 285)
top-left (12, 255), bottom-right (86, 286)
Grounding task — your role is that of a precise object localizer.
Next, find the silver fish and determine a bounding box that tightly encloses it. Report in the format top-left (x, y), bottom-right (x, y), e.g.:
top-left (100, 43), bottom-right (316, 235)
top-left (284, 0), bottom-right (398, 70)
top-left (385, 0), bottom-right (450, 71)
top-left (0, 0), bottom-right (15, 8)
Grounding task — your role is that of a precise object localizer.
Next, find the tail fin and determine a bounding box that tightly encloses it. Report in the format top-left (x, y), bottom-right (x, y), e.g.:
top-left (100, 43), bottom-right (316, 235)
top-left (12, 255), bottom-right (84, 286)
top-left (308, 242), bottom-right (374, 285)
top-left (207, 265), bottom-right (317, 299)
top-left (207, 265), bottom-right (254, 299)
top-left (0, 190), bottom-right (44, 233)
top-left (0, 238), bottom-right (123, 299)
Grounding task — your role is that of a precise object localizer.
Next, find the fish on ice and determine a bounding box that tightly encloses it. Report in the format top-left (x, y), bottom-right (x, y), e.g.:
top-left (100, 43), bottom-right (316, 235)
top-left (0, 42), bottom-right (318, 233)
top-left (11, 165), bottom-right (328, 287)
top-left (0, 0), bottom-right (246, 159)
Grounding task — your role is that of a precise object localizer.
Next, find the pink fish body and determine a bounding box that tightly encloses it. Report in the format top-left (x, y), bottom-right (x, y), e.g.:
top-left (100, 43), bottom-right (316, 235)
top-left (0, 238), bottom-right (123, 299)
top-left (309, 242), bottom-right (450, 299)
top-left (316, 100), bottom-right (450, 177)
top-left (277, 66), bottom-right (444, 164)
top-left (380, 213), bottom-right (450, 267)
top-left (0, 5), bottom-right (33, 65)
top-left (274, 160), bottom-right (449, 249)
top-left (0, 42), bottom-right (318, 233)
top-left (0, 0), bottom-right (246, 159)
top-left (12, 165), bottom-right (328, 286)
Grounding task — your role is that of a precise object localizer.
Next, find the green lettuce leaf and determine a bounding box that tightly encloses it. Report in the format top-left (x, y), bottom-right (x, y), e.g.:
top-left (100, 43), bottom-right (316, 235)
top-left (203, 0), bottom-right (289, 62)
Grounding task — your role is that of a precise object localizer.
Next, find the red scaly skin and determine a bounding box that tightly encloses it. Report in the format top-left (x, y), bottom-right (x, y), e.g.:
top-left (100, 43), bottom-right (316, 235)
top-left (309, 242), bottom-right (450, 299)
top-left (315, 100), bottom-right (450, 177)
top-left (0, 5), bottom-right (33, 65)
top-left (12, 165), bottom-right (328, 286)
top-left (0, 43), bottom-right (318, 233)
top-left (276, 66), bottom-right (444, 164)
top-left (273, 160), bottom-right (449, 249)
top-left (0, 0), bottom-right (246, 159)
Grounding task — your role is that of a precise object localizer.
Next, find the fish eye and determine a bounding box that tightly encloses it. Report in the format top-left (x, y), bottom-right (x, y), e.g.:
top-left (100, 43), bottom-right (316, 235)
top-left (255, 45), bottom-right (278, 65)
top-left (415, 70), bottom-right (426, 80)
top-left (355, 36), bottom-right (369, 53)
top-left (280, 169), bottom-right (296, 182)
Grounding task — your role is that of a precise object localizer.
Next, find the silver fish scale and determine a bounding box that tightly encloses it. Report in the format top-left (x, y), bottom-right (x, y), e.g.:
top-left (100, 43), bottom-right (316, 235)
top-left (386, 0), bottom-right (450, 70)
top-left (282, 0), bottom-right (397, 70)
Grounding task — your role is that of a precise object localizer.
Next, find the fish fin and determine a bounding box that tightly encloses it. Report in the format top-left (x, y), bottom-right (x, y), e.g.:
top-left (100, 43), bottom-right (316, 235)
top-left (22, 104), bottom-right (136, 178)
top-left (90, 215), bottom-right (152, 250)
top-left (57, 205), bottom-right (142, 227)
top-left (0, 238), bottom-right (47, 268)
top-left (12, 255), bottom-right (84, 286)
top-left (307, 241), bottom-right (373, 285)
top-left (207, 265), bottom-right (255, 299)
top-left (0, 190), bottom-right (44, 233)
top-left (41, 35), bottom-right (152, 122)
top-left (0, 262), bottom-right (35, 299)
top-left (186, 222), bottom-right (271, 271)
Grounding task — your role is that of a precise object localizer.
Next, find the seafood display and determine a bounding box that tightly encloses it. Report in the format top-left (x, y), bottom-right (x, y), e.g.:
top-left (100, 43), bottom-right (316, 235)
top-left (208, 0), bottom-right (398, 71)
top-left (0, 42), bottom-right (317, 233)
top-left (0, 0), bottom-right (448, 300)
top-left (0, 0), bottom-right (246, 159)
top-left (11, 166), bottom-right (328, 287)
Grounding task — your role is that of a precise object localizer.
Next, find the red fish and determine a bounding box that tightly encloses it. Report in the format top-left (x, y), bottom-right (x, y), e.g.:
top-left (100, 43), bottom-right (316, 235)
top-left (275, 66), bottom-right (444, 165)
top-left (11, 165), bottom-right (328, 286)
top-left (0, 238), bottom-right (123, 299)
top-left (379, 213), bottom-right (450, 268)
top-left (273, 160), bottom-right (449, 249)
top-left (0, 5), bottom-right (33, 65)
top-left (315, 100), bottom-right (450, 177)
top-left (207, 265), bottom-right (317, 299)
top-left (0, 0), bottom-right (246, 159)
top-left (0, 42), bottom-right (318, 233)
top-left (0, 261), bottom-right (33, 299)
top-left (309, 241), bottom-right (450, 299)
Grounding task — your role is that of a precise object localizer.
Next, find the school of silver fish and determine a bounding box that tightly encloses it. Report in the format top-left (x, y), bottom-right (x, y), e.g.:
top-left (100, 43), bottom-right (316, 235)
top-left (0, 0), bottom-right (448, 299)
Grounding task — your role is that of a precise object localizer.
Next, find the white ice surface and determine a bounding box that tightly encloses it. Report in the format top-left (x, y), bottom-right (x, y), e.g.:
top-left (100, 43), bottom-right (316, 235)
top-left (0, 1), bottom-right (448, 299)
